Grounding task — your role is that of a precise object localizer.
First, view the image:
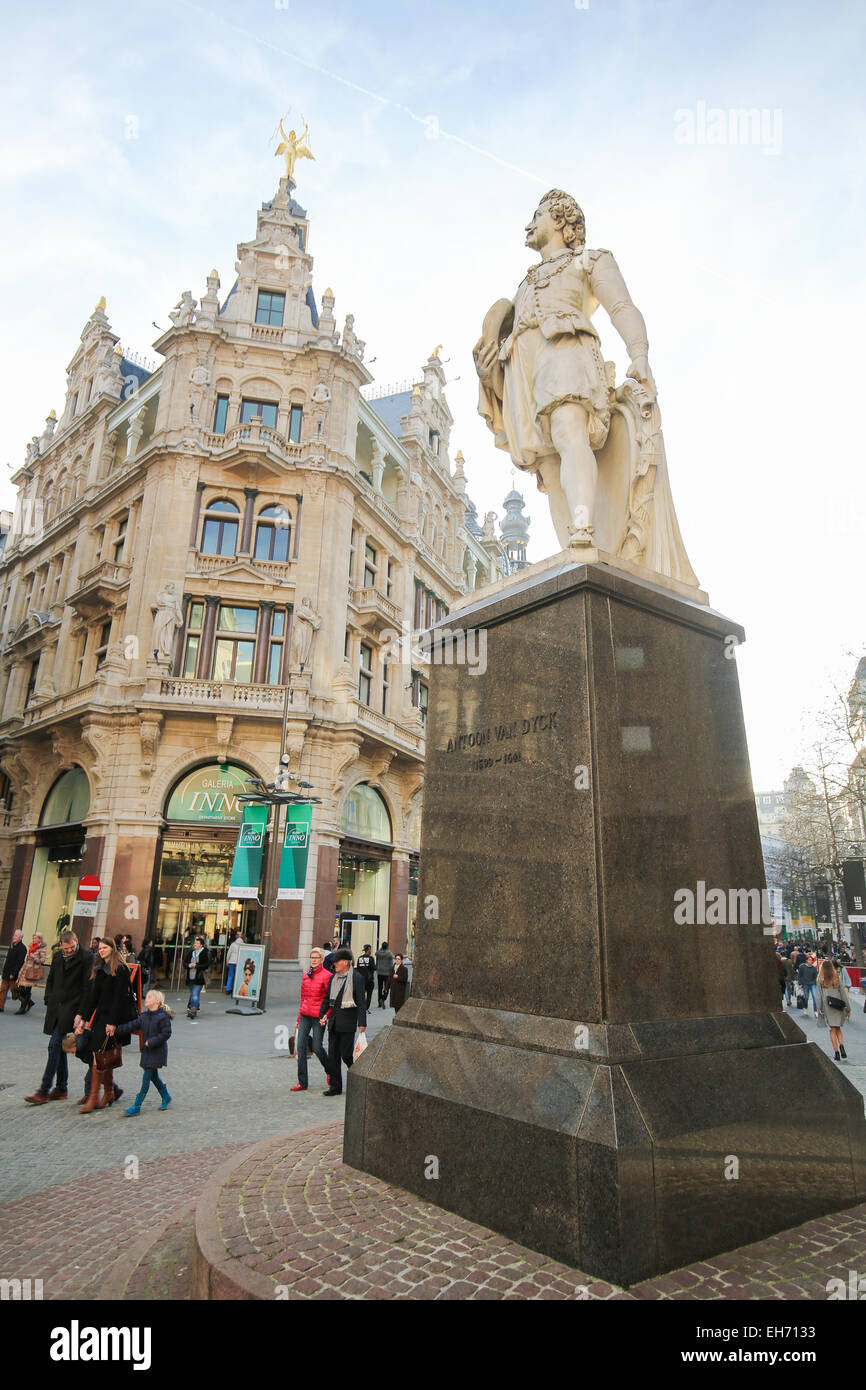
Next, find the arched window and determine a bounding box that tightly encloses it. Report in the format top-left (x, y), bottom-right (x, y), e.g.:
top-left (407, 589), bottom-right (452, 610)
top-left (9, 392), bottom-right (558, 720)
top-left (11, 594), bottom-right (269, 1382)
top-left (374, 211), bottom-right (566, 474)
top-left (254, 505), bottom-right (292, 563)
top-left (40, 767), bottom-right (91, 826)
top-left (340, 784), bottom-right (392, 843)
top-left (201, 498), bottom-right (239, 556)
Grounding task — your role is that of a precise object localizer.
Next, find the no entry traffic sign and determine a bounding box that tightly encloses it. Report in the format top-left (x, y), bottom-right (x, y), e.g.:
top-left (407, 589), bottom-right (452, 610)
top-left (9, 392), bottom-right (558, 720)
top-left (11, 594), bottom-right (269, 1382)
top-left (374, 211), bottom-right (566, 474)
top-left (77, 875), bottom-right (101, 901)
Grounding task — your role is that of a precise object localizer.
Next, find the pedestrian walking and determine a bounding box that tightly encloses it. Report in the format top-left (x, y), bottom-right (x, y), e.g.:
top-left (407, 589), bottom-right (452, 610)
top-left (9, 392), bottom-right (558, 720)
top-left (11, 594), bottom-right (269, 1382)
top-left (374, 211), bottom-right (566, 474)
top-left (356, 943), bottom-right (377, 1010)
top-left (783, 951), bottom-right (796, 1006)
top-left (184, 934), bottom-right (209, 1018)
top-left (290, 947), bottom-right (331, 1092)
top-left (390, 954), bottom-right (409, 1013)
top-left (817, 958), bottom-right (852, 1062)
top-left (16, 933), bottom-right (48, 1014)
top-left (0, 929), bottom-right (26, 1012)
top-left (73, 937), bottom-right (137, 1112)
top-left (224, 928), bottom-right (243, 995)
top-left (797, 956), bottom-right (819, 1016)
top-left (375, 941), bottom-right (394, 1008)
top-left (114, 990), bottom-right (173, 1115)
top-left (115, 934), bottom-right (137, 964)
top-left (24, 930), bottom-right (92, 1105)
top-left (775, 950), bottom-right (786, 1003)
top-left (137, 938), bottom-right (155, 990)
top-left (322, 939), bottom-right (338, 972)
top-left (318, 949), bottom-right (367, 1097)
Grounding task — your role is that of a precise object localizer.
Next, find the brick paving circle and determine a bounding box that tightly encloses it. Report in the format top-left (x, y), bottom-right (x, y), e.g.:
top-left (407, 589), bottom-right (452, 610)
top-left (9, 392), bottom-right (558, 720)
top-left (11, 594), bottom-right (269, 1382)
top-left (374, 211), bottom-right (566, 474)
top-left (194, 1123), bottom-right (866, 1300)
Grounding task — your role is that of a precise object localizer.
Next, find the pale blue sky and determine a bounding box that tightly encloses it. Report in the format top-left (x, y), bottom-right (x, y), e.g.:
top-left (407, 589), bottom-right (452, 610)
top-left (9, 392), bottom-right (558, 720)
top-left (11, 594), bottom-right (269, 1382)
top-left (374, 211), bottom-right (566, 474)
top-left (2, 0), bottom-right (865, 786)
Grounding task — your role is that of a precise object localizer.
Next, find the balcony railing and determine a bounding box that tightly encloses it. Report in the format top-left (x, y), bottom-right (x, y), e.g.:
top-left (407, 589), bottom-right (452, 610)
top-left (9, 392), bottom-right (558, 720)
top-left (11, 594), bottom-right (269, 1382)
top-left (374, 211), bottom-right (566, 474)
top-left (350, 586), bottom-right (400, 631)
top-left (191, 553), bottom-right (294, 580)
top-left (159, 678), bottom-right (286, 708)
top-left (200, 423), bottom-right (303, 459)
top-left (354, 701), bottom-right (423, 751)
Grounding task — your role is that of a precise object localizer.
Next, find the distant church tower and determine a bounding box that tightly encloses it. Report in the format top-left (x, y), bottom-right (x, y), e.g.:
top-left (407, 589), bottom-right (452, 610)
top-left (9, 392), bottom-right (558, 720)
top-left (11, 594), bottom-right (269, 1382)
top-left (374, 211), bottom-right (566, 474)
top-left (500, 484), bottom-right (530, 572)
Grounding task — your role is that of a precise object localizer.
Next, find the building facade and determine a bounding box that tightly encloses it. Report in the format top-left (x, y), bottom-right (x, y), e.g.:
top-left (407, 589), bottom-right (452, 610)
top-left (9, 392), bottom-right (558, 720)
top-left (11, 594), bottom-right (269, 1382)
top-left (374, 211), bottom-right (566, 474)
top-left (0, 175), bottom-right (519, 992)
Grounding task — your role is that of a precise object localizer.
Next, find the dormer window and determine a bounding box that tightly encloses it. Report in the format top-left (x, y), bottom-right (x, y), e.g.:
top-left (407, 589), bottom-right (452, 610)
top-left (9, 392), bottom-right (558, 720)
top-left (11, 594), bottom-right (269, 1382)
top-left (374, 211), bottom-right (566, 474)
top-left (256, 291), bottom-right (285, 327)
top-left (429, 429), bottom-right (440, 456)
top-left (240, 399), bottom-right (278, 430)
top-left (201, 498), bottom-right (239, 556)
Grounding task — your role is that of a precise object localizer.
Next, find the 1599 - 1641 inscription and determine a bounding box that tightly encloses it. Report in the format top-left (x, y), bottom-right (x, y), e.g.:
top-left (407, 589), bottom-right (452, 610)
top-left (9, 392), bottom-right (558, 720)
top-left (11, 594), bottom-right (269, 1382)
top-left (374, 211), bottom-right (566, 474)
top-left (444, 709), bottom-right (559, 766)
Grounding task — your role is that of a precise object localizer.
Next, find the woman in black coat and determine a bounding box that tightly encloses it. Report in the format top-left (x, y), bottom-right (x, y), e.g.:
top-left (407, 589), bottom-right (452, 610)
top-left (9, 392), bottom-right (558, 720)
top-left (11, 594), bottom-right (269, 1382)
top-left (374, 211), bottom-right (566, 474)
top-left (74, 938), bottom-right (136, 1112)
top-left (390, 955), bottom-right (410, 1013)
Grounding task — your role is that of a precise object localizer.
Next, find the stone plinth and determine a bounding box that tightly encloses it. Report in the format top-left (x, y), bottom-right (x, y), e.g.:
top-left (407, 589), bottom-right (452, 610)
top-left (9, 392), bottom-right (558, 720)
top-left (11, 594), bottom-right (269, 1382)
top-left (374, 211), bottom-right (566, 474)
top-left (344, 558), bottom-right (866, 1286)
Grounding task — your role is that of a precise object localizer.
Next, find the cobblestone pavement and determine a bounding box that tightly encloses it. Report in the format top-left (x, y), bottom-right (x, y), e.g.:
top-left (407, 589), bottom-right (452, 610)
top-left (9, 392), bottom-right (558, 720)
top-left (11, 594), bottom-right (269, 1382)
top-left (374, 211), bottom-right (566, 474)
top-left (0, 1141), bottom-right (249, 1300)
top-left (200, 1125), bottom-right (866, 1300)
top-left (0, 986), bottom-right (394, 1202)
top-left (2, 985), bottom-right (865, 1301)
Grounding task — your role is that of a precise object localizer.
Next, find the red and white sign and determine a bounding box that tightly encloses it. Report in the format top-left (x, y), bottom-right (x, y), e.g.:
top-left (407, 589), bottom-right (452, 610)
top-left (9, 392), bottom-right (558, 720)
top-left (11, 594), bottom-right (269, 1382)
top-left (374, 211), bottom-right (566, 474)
top-left (74, 875), bottom-right (101, 918)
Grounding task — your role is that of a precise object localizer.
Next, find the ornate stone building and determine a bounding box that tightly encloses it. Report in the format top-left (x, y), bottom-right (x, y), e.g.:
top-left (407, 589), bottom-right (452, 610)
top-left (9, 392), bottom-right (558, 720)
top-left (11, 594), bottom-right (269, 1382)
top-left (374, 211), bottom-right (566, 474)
top-left (0, 175), bottom-right (518, 992)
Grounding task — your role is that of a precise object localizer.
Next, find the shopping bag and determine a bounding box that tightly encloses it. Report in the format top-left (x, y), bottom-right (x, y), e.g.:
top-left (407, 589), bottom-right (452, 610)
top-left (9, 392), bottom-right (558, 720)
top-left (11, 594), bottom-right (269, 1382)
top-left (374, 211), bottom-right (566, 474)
top-left (353, 1033), bottom-right (368, 1063)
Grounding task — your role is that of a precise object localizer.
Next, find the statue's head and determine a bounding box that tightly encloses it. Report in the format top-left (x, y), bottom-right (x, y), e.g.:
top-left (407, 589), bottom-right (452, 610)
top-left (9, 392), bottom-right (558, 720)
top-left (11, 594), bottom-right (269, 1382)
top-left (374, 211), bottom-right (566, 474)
top-left (526, 189), bottom-right (585, 253)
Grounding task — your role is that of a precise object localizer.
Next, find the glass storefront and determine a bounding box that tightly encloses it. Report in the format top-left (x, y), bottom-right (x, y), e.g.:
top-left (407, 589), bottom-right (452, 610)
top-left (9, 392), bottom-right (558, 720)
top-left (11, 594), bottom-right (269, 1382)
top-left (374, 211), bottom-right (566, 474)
top-left (21, 768), bottom-right (91, 947)
top-left (337, 784), bottom-right (393, 957)
top-left (151, 762), bottom-right (262, 990)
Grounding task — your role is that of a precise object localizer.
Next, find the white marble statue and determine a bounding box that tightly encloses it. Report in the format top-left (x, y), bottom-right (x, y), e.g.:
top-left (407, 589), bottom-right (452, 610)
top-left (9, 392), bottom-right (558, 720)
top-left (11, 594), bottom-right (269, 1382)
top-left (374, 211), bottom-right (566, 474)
top-left (151, 583), bottom-right (184, 661)
top-left (289, 596), bottom-right (322, 670)
top-left (168, 291), bottom-right (197, 329)
top-left (474, 189), bottom-right (697, 584)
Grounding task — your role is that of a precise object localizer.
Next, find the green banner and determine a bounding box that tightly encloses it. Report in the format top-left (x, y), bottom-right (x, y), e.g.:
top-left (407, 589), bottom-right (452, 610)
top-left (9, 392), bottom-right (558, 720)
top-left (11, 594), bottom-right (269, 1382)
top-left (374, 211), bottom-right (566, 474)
top-left (277, 804), bottom-right (313, 901)
top-left (228, 804), bottom-right (268, 900)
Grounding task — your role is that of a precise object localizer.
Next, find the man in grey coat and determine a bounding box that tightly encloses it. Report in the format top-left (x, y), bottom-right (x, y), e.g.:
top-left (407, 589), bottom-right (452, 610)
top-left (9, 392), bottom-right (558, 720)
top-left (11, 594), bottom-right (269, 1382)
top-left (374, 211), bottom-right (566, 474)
top-left (375, 941), bottom-right (395, 1008)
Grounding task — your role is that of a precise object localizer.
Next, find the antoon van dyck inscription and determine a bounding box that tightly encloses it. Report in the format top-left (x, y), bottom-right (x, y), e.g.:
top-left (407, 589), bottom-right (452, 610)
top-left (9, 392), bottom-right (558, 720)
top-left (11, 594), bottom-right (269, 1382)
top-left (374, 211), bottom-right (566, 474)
top-left (444, 708), bottom-right (559, 756)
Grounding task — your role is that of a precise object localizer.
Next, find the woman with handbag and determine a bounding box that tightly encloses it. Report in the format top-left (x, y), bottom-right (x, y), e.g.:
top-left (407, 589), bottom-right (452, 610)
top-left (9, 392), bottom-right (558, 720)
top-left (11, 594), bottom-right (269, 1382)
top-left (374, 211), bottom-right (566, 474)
top-left (817, 957), bottom-right (852, 1062)
top-left (73, 937), bottom-right (137, 1113)
top-left (16, 933), bottom-right (48, 1014)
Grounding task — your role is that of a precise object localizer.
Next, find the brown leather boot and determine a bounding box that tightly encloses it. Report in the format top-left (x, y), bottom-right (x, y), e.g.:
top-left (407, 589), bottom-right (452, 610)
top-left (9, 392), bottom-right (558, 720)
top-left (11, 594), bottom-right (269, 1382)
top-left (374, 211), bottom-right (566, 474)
top-left (47, 1088), bottom-right (68, 1100)
top-left (79, 1068), bottom-right (102, 1113)
top-left (24, 1088), bottom-right (50, 1105)
top-left (96, 1068), bottom-right (113, 1109)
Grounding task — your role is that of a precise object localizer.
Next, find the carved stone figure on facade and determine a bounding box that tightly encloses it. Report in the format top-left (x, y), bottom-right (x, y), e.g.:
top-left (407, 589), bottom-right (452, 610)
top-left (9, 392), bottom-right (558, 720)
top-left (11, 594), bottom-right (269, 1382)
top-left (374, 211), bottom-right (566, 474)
top-left (342, 315), bottom-right (365, 360)
top-left (151, 582), bottom-right (184, 662)
top-left (289, 596), bottom-right (322, 671)
top-left (168, 291), bottom-right (197, 329)
top-left (474, 189), bottom-right (697, 584)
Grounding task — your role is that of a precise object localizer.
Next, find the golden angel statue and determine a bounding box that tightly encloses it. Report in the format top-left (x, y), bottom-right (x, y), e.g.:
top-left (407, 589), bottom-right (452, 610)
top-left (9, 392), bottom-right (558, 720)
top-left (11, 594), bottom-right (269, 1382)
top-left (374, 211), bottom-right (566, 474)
top-left (274, 118), bottom-right (315, 182)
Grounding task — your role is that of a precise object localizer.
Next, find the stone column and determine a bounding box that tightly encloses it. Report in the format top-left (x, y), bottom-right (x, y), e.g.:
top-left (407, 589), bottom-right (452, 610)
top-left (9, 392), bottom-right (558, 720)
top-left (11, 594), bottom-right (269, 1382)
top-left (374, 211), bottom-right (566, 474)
top-left (292, 493), bottom-right (303, 561)
top-left (125, 408), bottom-right (146, 461)
top-left (196, 596), bottom-right (220, 679)
top-left (189, 481), bottom-right (206, 548)
top-left (388, 851), bottom-right (410, 954)
top-left (254, 601), bottom-right (274, 684)
top-left (0, 839), bottom-right (35, 943)
top-left (240, 488), bottom-right (259, 554)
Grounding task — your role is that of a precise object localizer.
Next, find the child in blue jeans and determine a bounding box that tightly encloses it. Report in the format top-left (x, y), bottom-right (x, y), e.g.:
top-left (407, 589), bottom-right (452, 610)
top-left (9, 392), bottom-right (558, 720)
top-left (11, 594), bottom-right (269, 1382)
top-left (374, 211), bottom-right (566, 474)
top-left (114, 989), bottom-right (173, 1115)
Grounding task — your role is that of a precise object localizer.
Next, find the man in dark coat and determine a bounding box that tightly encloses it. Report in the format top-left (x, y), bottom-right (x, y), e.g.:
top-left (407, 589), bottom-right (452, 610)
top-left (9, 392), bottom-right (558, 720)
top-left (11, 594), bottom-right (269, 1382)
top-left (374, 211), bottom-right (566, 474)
top-left (318, 949), bottom-right (367, 1097)
top-left (0, 930), bottom-right (26, 1012)
top-left (24, 931), bottom-right (92, 1103)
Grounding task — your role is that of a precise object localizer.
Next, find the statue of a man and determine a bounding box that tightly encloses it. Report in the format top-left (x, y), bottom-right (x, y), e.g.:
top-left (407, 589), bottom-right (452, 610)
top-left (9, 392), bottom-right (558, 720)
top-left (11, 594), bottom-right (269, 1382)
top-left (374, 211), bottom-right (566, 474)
top-left (151, 583), bottom-right (184, 661)
top-left (289, 596), bottom-right (321, 670)
top-left (474, 189), bottom-right (657, 548)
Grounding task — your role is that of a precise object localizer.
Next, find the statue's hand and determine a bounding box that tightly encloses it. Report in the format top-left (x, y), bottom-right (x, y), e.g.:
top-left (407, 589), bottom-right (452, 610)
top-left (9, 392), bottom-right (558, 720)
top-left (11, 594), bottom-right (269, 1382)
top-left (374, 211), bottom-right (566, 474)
top-left (626, 357), bottom-right (657, 403)
top-left (473, 338), bottom-right (500, 384)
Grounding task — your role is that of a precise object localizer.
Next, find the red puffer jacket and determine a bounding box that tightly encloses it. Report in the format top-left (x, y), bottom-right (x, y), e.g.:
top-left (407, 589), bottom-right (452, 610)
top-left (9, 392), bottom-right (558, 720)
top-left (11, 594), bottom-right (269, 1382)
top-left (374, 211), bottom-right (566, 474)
top-left (297, 965), bottom-right (332, 1022)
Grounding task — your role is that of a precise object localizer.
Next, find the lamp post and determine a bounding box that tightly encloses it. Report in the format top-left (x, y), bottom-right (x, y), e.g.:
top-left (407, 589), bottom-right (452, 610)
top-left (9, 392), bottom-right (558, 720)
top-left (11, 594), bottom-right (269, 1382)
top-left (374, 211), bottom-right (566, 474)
top-left (230, 664), bottom-right (320, 1013)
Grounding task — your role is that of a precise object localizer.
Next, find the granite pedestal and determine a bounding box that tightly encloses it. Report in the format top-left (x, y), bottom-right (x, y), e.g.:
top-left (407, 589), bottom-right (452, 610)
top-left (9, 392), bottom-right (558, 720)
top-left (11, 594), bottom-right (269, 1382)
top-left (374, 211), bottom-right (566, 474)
top-left (344, 558), bottom-right (866, 1285)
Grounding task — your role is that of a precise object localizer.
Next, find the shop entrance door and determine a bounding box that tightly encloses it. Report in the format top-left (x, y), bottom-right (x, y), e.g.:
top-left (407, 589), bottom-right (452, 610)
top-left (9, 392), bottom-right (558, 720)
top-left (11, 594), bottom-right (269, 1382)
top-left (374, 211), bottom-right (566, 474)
top-left (340, 914), bottom-right (380, 960)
